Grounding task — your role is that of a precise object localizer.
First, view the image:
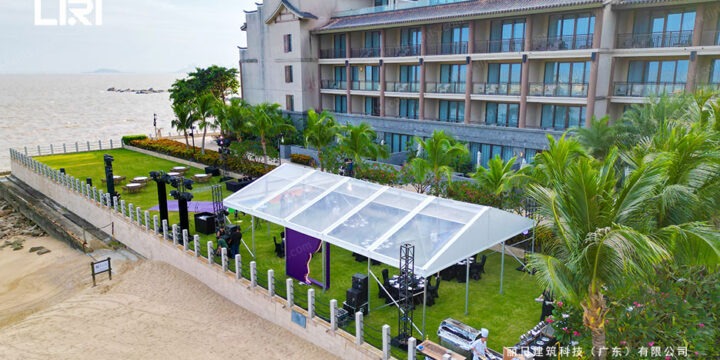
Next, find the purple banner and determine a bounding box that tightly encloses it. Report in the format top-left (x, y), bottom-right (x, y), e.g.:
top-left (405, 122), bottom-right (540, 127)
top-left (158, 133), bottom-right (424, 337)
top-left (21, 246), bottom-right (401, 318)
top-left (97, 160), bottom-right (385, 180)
top-left (285, 228), bottom-right (330, 288)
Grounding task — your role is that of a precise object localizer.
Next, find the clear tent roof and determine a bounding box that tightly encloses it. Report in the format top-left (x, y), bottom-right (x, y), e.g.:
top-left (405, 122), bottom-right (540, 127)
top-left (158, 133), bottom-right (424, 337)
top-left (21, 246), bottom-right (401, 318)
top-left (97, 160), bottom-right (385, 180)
top-left (223, 164), bottom-right (534, 278)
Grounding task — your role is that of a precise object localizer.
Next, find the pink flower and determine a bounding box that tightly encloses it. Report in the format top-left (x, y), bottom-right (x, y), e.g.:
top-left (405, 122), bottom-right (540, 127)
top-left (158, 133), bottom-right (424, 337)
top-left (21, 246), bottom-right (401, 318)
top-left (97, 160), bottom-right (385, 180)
top-left (619, 341), bottom-right (627, 346)
top-left (648, 341), bottom-right (655, 347)
top-left (698, 323), bottom-right (705, 328)
top-left (573, 331), bottom-right (580, 337)
top-left (632, 301), bottom-right (639, 306)
top-left (557, 301), bottom-right (564, 307)
top-left (666, 356), bottom-right (672, 360)
top-left (695, 351), bottom-right (700, 356)
top-left (545, 317), bottom-right (554, 323)
top-left (562, 327), bottom-right (569, 333)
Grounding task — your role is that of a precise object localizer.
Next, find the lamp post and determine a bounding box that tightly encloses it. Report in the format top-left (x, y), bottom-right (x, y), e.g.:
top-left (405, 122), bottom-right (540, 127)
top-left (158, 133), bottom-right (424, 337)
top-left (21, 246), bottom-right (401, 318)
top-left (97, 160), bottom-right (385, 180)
top-left (189, 126), bottom-right (196, 151)
top-left (153, 113), bottom-right (157, 139)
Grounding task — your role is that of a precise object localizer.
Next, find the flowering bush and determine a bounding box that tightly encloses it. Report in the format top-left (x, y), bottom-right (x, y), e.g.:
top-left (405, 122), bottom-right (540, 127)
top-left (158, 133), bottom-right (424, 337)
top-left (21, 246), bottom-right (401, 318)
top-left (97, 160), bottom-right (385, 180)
top-left (355, 163), bottom-right (399, 185)
top-left (290, 154), bottom-right (314, 166)
top-left (445, 181), bottom-right (494, 205)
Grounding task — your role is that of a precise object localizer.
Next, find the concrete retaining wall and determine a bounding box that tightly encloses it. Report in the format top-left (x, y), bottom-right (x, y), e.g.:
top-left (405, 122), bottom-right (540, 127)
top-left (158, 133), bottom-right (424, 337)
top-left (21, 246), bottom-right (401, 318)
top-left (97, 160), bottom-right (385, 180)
top-left (9, 155), bottom-right (385, 360)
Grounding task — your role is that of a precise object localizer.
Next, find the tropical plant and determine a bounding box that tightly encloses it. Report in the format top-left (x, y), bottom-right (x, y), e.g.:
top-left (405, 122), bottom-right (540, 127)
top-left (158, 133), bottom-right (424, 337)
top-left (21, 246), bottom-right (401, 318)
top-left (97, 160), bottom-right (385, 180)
top-left (194, 93), bottom-right (217, 155)
top-left (215, 98), bottom-right (250, 140)
top-left (337, 122), bottom-right (388, 174)
top-left (171, 103), bottom-right (197, 149)
top-left (471, 155), bottom-right (527, 208)
top-left (169, 65), bottom-right (239, 106)
top-left (572, 116), bottom-right (616, 159)
top-left (303, 109), bottom-right (338, 171)
top-left (249, 102), bottom-right (296, 167)
top-left (409, 130), bottom-right (468, 196)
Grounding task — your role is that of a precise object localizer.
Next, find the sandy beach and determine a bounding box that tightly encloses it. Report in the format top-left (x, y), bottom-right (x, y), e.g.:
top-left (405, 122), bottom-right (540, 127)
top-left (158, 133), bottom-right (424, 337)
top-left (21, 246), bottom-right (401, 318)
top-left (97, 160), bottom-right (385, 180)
top-left (0, 230), bottom-right (338, 359)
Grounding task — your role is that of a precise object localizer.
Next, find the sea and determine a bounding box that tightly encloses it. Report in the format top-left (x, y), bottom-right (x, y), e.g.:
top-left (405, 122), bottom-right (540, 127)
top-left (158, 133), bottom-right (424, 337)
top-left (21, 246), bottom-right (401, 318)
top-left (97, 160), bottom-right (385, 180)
top-left (0, 74), bottom-right (181, 172)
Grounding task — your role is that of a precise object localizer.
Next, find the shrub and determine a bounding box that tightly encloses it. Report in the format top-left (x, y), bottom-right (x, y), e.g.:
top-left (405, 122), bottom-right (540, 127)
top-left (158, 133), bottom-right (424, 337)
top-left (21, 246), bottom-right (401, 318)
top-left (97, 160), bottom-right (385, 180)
top-left (355, 163), bottom-right (399, 185)
top-left (446, 181), bottom-right (494, 205)
top-left (121, 134), bottom-right (148, 145)
top-left (290, 154), bottom-right (314, 166)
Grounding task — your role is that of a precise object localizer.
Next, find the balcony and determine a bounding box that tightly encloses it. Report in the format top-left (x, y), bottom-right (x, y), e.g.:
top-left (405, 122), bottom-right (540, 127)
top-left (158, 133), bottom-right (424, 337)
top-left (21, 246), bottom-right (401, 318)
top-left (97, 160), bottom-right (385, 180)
top-left (320, 80), bottom-right (347, 90)
top-left (333, 0), bottom-right (471, 17)
top-left (426, 42), bottom-right (468, 56)
top-left (385, 81), bottom-right (420, 92)
top-left (531, 34), bottom-right (594, 51)
top-left (472, 83), bottom-right (521, 96)
top-left (700, 30), bottom-right (720, 46)
top-left (612, 82), bottom-right (686, 97)
top-left (425, 82), bottom-right (466, 94)
top-left (350, 81), bottom-right (381, 91)
top-left (320, 48), bottom-right (346, 59)
top-left (350, 47), bottom-right (381, 58)
top-left (528, 82), bottom-right (588, 97)
top-left (474, 38), bottom-right (524, 53)
top-left (384, 44), bottom-right (421, 57)
top-left (615, 31), bottom-right (693, 49)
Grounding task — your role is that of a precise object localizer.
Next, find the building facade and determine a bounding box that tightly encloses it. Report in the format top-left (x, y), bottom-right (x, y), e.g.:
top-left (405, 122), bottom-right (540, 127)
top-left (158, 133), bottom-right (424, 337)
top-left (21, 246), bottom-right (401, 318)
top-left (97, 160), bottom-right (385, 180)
top-left (239, 0), bottom-right (720, 167)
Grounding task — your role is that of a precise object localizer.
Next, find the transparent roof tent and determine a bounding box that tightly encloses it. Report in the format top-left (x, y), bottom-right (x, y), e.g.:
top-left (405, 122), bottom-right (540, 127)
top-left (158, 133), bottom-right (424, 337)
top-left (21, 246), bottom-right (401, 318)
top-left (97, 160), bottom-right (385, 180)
top-left (223, 164), bottom-right (534, 278)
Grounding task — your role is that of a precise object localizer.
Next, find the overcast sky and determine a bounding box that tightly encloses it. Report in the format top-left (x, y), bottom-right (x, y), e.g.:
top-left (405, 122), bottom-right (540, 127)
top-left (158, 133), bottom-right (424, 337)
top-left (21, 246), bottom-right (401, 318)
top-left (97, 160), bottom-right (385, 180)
top-left (0, 0), bottom-right (257, 73)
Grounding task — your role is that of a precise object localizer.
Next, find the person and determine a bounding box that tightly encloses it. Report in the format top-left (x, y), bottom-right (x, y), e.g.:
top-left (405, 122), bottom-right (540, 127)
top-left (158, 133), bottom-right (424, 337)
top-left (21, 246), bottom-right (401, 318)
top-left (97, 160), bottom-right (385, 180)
top-left (228, 226), bottom-right (242, 258)
top-left (471, 328), bottom-right (493, 360)
top-left (215, 227), bottom-right (229, 256)
top-left (536, 288), bottom-right (555, 322)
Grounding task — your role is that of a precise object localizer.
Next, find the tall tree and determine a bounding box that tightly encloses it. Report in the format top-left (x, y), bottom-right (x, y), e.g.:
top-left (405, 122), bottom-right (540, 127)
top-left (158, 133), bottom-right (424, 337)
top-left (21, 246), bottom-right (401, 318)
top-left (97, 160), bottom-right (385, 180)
top-left (471, 155), bottom-right (527, 208)
top-left (169, 66), bottom-right (239, 107)
top-left (170, 103), bottom-right (196, 149)
top-left (304, 109), bottom-right (338, 171)
top-left (249, 103), bottom-right (296, 167)
top-left (194, 93), bottom-right (217, 154)
top-left (215, 98), bottom-right (251, 141)
top-left (337, 122), bottom-right (388, 173)
top-left (410, 130), bottom-right (468, 196)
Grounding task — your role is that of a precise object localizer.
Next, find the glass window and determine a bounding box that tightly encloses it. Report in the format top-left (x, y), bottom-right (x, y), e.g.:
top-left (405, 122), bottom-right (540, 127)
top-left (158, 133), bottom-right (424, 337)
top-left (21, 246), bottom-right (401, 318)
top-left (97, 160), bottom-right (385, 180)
top-left (439, 100), bottom-right (464, 122)
top-left (399, 99), bottom-right (418, 119)
top-left (365, 31), bottom-right (381, 49)
top-left (401, 28), bottom-right (422, 47)
top-left (711, 59), bottom-right (720, 84)
top-left (399, 65), bottom-right (420, 83)
top-left (334, 66), bottom-right (346, 81)
top-left (541, 104), bottom-right (585, 130)
top-left (384, 133), bottom-right (413, 153)
top-left (440, 64), bottom-right (466, 83)
top-left (365, 97), bottom-right (379, 116)
top-left (485, 103), bottom-right (519, 127)
top-left (486, 103), bottom-right (498, 125)
top-left (442, 24), bottom-right (469, 54)
top-left (334, 95), bottom-right (347, 113)
top-left (627, 60), bottom-right (688, 83)
top-left (488, 63), bottom-right (521, 84)
top-left (633, 10), bottom-right (696, 35)
top-left (545, 61), bottom-right (590, 84)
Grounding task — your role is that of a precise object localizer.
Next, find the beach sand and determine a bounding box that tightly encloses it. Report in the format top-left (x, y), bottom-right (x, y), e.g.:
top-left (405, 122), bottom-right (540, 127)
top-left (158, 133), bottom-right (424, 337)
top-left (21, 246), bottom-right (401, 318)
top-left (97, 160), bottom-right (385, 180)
top-left (0, 235), bottom-right (338, 360)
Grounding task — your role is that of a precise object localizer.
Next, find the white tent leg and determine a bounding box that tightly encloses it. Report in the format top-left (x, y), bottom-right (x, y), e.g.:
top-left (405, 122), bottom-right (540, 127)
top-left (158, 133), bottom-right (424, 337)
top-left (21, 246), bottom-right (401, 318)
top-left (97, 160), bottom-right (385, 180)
top-left (322, 240), bottom-right (327, 293)
top-left (422, 284), bottom-right (427, 338)
top-left (251, 216), bottom-right (256, 259)
top-left (367, 258), bottom-right (371, 312)
top-left (500, 242), bottom-right (505, 294)
top-left (465, 257), bottom-right (470, 315)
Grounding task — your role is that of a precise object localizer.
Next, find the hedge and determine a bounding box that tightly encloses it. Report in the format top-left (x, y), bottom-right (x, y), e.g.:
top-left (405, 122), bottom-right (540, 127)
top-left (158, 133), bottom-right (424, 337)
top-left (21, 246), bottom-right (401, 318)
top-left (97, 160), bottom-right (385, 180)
top-left (290, 154), bottom-right (314, 166)
top-left (122, 134), bottom-right (148, 145)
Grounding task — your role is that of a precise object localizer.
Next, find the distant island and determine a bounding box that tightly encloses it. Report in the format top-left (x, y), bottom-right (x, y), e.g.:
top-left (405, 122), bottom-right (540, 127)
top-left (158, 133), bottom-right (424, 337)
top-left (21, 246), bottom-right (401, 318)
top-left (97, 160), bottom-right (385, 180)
top-left (107, 87), bottom-right (165, 94)
top-left (91, 68), bottom-right (123, 74)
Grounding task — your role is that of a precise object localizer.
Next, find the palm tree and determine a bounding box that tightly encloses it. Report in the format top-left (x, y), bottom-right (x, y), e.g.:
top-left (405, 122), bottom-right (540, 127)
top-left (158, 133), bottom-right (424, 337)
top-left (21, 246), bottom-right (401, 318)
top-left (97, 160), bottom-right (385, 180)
top-left (573, 116), bottom-right (616, 160)
top-left (217, 98), bottom-right (251, 142)
top-left (249, 103), bottom-right (296, 167)
top-left (411, 130), bottom-right (468, 196)
top-left (337, 122), bottom-right (388, 174)
top-left (471, 155), bottom-right (527, 208)
top-left (304, 109), bottom-right (338, 171)
top-left (194, 93), bottom-right (217, 154)
top-left (171, 103), bottom-right (196, 149)
top-left (401, 159), bottom-right (432, 194)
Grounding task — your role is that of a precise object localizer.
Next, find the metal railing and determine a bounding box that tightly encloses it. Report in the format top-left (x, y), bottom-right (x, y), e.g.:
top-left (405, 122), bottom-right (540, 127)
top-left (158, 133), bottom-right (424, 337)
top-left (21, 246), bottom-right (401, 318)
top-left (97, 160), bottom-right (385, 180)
top-left (425, 41), bottom-right (469, 55)
top-left (612, 82), bottom-right (686, 97)
top-left (350, 47), bottom-right (381, 58)
top-left (474, 38), bottom-right (524, 53)
top-left (531, 34), bottom-right (594, 51)
top-left (384, 44), bottom-right (421, 57)
top-left (700, 30), bottom-right (720, 46)
top-left (18, 139), bottom-right (122, 157)
top-left (528, 82), bottom-right (589, 97)
top-left (350, 81), bottom-right (381, 91)
top-left (472, 82), bottom-right (521, 96)
top-left (350, 111), bottom-right (381, 117)
top-left (615, 30), bottom-right (693, 49)
top-left (320, 80), bottom-right (347, 90)
top-left (385, 81), bottom-right (420, 92)
top-left (319, 48), bottom-right (346, 59)
top-left (425, 82), bottom-right (466, 94)
top-left (333, 0), bottom-right (471, 17)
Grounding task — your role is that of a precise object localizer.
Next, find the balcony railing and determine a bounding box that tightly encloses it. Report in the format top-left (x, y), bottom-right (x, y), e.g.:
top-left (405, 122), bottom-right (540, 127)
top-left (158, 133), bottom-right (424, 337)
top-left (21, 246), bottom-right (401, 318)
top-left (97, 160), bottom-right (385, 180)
top-left (333, 0), bottom-right (471, 17)
top-left (474, 38), bottom-right (524, 53)
top-left (350, 81), bottom-right (381, 91)
top-left (615, 31), bottom-right (693, 49)
top-left (350, 47), bottom-right (381, 58)
top-left (700, 30), bottom-right (720, 46)
top-left (385, 81), bottom-right (420, 92)
top-left (319, 48), bottom-right (346, 59)
top-left (531, 34), bottom-right (594, 51)
top-left (350, 111), bottom-right (380, 117)
top-left (612, 82), bottom-right (686, 97)
top-left (320, 80), bottom-right (347, 90)
top-left (385, 45), bottom-right (421, 57)
top-left (425, 41), bottom-right (469, 55)
top-left (528, 82), bottom-right (589, 97)
top-left (472, 82), bottom-right (521, 96)
top-left (425, 82), bottom-right (466, 94)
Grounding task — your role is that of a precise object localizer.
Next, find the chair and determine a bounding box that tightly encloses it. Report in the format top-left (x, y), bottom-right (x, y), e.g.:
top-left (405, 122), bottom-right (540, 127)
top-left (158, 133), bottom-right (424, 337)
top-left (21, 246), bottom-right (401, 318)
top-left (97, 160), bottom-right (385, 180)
top-left (470, 254), bottom-right (487, 280)
top-left (273, 236), bottom-right (285, 258)
top-left (425, 275), bottom-right (441, 306)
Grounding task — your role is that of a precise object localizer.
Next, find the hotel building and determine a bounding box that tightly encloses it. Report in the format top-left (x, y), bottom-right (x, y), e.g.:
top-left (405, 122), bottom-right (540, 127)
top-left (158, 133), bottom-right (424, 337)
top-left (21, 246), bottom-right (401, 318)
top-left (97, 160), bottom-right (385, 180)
top-left (239, 0), bottom-right (720, 167)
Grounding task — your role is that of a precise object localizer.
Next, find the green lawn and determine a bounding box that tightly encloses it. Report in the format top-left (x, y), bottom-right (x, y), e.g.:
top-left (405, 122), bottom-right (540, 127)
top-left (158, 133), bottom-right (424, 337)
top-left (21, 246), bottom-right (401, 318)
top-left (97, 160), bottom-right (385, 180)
top-left (36, 149), bottom-right (543, 353)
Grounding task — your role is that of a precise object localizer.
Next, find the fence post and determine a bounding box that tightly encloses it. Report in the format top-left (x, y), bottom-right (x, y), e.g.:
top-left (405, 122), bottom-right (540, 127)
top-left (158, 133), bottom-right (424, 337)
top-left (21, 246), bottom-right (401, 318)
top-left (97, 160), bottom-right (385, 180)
top-left (75, 142), bottom-right (78, 152)
top-left (268, 269), bottom-right (275, 296)
top-left (128, 204), bottom-right (134, 221)
top-left (221, 248), bottom-right (228, 271)
top-left (382, 324), bottom-right (391, 360)
top-left (162, 220), bottom-right (168, 241)
top-left (194, 235), bottom-right (200, 257)
top-left (235, 254), bottom-right (242, 279)
top-left (50, 144), bottom-right (54, 154)
top-left (286, 278), bottom-right (294, 307)
top-left (182, 229), bottom-right (189, 251)
top-left (144, 211), bottom-right (150, 231)
top-left (37, 145), bottom-right (41, 155)
top-left (120, 200), bottom-right (126, 217)
top-left (86, 141), bottom-right (90, 151)
top-left (330, 299), bottom-right (338, 332)
top-left (250, 261), bottom-right (257, 287)
top-left (153, 215), bottom-right (159, 234)
top-left (99, 140), bottom-right (102, 150)
top-left (308, 289), bottom-right (315, 319)
top-left (355, 312), bottom-right (364, 345)
top-left (63, 143), bottom-right (67, 153)
top-left (99, 190), bottom-right (105, 206)
top-left (136, 207), bottom-right (142, 225)
top-left (172, 224), bottom-right (178, 245)
top-left (207, 241), bottom-right (214, 264)
top-left (110, 139), bottom-right (113, 148)
top-left (92, 187), bottom-right (98, 203)
top-left (408, 337), bottom-right (417, 360)
top-left (24, 146), bottom-right (28, 155)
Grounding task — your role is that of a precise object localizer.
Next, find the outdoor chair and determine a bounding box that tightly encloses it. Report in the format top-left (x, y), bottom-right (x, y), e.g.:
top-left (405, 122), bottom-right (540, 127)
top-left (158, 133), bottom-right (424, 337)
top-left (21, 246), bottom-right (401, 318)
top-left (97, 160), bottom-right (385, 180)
top-left (470, 254), bottom-right (487, 280)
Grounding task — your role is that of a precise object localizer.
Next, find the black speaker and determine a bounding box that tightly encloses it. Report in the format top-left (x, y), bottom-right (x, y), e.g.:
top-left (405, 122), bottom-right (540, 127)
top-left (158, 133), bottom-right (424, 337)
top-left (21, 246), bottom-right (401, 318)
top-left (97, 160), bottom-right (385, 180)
top-left (346, 288), bottom-right (363, 307)
top-left (352, 273), bottom-right (368, 293)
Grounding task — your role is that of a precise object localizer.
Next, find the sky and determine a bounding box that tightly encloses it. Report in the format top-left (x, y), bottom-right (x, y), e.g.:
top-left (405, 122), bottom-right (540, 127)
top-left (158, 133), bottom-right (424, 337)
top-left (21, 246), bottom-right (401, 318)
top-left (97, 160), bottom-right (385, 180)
top-left (0, 0), bottom-right (258, 73)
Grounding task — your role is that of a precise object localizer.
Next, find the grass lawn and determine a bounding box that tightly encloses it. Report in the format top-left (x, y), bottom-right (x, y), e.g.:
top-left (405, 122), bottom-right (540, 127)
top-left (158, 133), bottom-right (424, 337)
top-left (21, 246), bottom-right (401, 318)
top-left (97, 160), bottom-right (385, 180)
top-left (36, 149), bottom-right (543, 354)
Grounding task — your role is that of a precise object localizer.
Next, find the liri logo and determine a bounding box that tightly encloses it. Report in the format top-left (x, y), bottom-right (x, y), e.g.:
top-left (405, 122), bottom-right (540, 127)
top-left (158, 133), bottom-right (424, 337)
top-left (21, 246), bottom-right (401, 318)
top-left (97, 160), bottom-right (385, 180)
top-left (34, 0), bottom-right (103, 26)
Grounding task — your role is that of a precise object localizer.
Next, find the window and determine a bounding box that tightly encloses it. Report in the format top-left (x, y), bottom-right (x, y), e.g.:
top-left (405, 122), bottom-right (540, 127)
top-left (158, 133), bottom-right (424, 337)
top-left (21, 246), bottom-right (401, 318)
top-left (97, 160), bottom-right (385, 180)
top-left (334, 66), bottom-right (346, 88)
top-left (399, 65), bottom-right (420, 91)
top-left (400, 28), bottom-right (422, 56)
top-left (485, 103), bottom-right (519, 127)
top-left (441, 23), bottom-right (469, 54)
top-left (283, 34), bottom-right (292, 53)
top-left (364, 31), bottom-right (381, 57)
top-left (285, 95), bottom-right (294, 111)
top-left (384, 133), bottom-right (414, 153)
top-left (487, 63), bottom-right (521, 95)
top-left (399, 99), bottom-right (419, 119)
top-left (470, 143), bottom-right (516, 168)
top-left (334, 95), bottom-right (347, 113)
top-left (543, 61), bottom-right (590, 96)
top-left (439, 64), bottom-right (466, 93)
top-left (284, 66), bottom-right (293, 83)
top-left (632, 10), bottom-right (695, 47)
top-left (439, 100), bottom-right (464, 122)
top-left (364, 97), bottom-right (380, 116)
top-left (489, 19), bottom-right (525, 52)
top-left (711, 59), bottom-right (720, 84)
top-left (541, 104), bottom-right (585, 130)
top-left (334, 34), bottom-right (346, 58)
top-left (625, 59), bottom-right (688, 96)
top-left (374, 0), bottom-right (388, 6)
top-left (351, 66), bottom-right (380, 90)
top-left (547, 13), bottom-right (595, 49)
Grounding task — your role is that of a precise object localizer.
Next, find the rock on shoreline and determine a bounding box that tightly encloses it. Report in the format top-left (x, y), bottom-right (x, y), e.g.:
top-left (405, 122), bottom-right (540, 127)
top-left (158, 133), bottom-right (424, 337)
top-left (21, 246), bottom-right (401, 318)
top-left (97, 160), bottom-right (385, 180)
top-left (0, 199), bottom-right (46, 240)
top-left (106, 87), bottom-right (166, 95)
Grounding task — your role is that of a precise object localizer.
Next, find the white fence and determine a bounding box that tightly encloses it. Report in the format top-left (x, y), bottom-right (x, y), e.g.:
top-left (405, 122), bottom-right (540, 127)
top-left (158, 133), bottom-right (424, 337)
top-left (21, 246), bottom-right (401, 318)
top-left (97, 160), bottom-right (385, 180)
top-left (19, 139), bottom-right (122, 157)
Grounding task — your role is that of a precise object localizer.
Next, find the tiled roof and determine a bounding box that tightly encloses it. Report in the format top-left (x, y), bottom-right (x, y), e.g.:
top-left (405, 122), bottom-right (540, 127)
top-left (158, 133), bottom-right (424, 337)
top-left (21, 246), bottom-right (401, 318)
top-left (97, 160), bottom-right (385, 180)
top-left (314, 0), bottom-right (603, 33)
top-left (265, 0), bottom-right (317, 24)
